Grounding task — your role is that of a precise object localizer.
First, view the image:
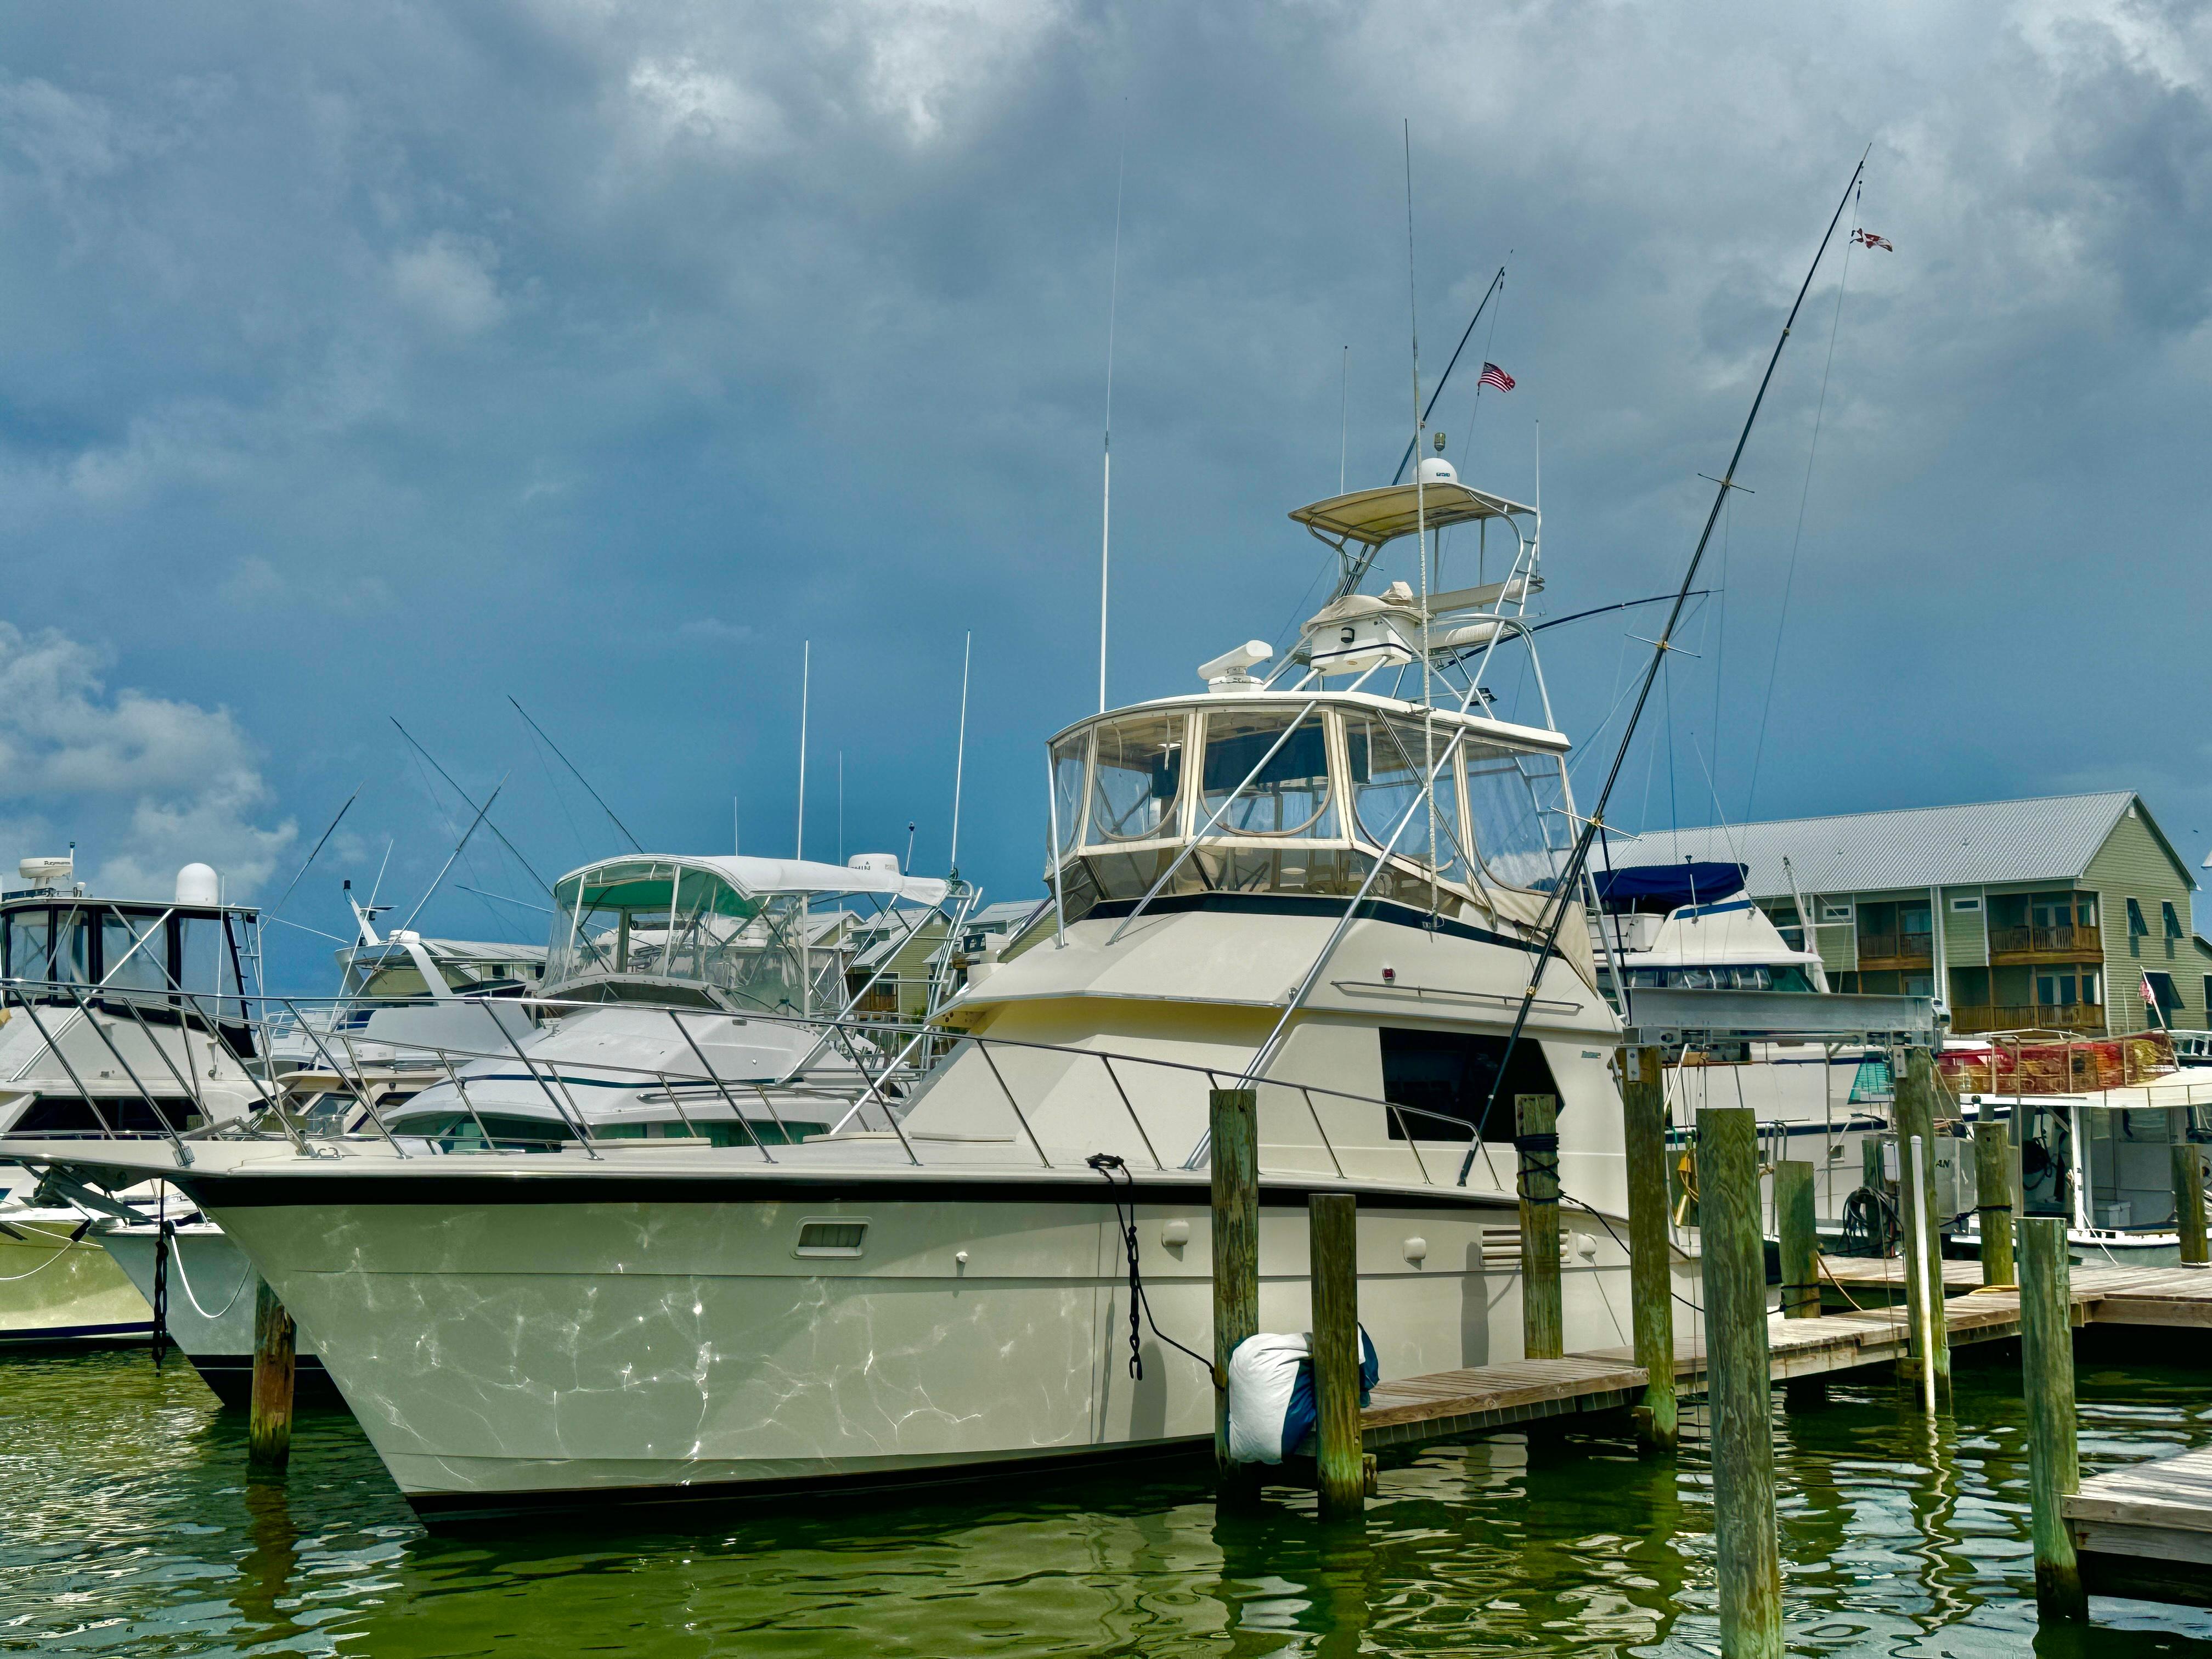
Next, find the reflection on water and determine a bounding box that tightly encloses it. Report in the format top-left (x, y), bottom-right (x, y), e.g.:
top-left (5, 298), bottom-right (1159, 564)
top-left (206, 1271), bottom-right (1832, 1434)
top-left (5, 1344), bottom-right (2212, 1656)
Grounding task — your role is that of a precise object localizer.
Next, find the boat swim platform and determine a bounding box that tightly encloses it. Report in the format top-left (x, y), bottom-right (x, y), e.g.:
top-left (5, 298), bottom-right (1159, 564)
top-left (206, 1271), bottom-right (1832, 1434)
top-left (1354, 1259), bottom-right (2212, 1453)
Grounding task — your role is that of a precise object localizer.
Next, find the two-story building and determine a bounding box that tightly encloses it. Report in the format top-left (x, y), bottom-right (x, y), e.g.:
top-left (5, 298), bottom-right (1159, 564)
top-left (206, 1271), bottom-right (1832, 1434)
top-left (1616, 791), bottom-right (2208, 1036)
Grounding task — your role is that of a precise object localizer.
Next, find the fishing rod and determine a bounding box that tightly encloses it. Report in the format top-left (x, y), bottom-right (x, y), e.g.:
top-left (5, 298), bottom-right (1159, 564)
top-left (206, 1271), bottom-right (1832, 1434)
top-left (1329, 264), bottom-right (1511, 604)
top-left (391, 719), bottom-right (554, 896)
top-left (1457, 151), bottom-right (1868, 1187)
top-left (509, 696), bottom-right (644, 854)
top-left (1390, 263), bottom-right (1507, 487)
top-left (264, 783), bottom-right (363, 919)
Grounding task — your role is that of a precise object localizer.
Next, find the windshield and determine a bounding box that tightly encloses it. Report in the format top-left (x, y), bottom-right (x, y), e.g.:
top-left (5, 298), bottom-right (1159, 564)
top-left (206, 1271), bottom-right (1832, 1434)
top-left (1200, 708), bottom-right (1336, 837)
top-left (1088, 713), bottom-right (1187, 844)
top-left (546, 860), bottom-right (816, 1013)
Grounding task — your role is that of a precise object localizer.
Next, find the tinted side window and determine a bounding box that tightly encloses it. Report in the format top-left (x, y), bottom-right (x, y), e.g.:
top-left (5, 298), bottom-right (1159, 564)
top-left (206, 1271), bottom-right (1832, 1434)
top-left (1379, 1026), bottom-right (1562, 1143)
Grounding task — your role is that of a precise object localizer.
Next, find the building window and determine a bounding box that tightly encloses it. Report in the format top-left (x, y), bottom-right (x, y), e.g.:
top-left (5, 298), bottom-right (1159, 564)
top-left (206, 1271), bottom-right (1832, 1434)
top-left (2128, 898), bottom-right (2149, 936)
top-left (1820, 902), bottom-right (1853, 923)
top-left (1950, 895), bottom-right (1981, 912)
top-left (2164, 901), bottom-right (2185, 940)
top-left (2146, 971), bottom-right (2182, 1026)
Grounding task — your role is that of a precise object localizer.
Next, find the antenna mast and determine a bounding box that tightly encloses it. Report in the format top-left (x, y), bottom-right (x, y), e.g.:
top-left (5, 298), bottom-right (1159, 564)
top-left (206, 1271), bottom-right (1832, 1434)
top-left (1099, 137), bottom-right (1125, 714)
top-left (1457, 152), bottom-right (1871, 1185)
top-left (796, 641), bottom-right (810, 861)
top-left (950, 631), bottom-right (972, 868)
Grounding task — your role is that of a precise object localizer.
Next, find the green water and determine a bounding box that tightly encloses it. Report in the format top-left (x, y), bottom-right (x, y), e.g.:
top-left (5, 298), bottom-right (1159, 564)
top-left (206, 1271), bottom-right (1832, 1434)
top-left (5, 1346), bottom-right (2212, 1656)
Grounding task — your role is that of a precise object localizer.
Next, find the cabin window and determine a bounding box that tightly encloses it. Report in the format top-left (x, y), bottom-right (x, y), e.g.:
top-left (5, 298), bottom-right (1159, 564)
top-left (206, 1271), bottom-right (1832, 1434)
top-left (1088, 714), bottom-right (1187, 844)
top-left (794, 1220), bottom-right (868, 1257)
top-left (1462, 744), bottom-right (1567, 891)
top-left (1378, 1026), bottom-right (1561, 1143)
top-left (1345, 713), bottom-right (1467, 881)
top-left (1051, 732), bottom-right (1090, 852)
top-left (1197, 708), bottom-right (1336, 837)
top-left (99, 912), bottom-right (171, 993)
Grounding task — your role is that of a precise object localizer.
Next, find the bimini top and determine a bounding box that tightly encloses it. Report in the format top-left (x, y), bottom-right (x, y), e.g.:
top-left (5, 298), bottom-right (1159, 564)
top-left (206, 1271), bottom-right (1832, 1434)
top-left (558, 854), bottom-right (948, 909)
top-left (1290, 478), bottom-right (1536, 549)
top-left (1593, 861), bottom-right (1749, 911)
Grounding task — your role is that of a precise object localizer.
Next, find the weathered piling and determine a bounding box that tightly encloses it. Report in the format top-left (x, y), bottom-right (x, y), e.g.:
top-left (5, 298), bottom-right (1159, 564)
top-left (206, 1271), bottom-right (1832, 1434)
top-left (1308, 1193), bottom-right (1363, 1520)
top-left (1892, 1047), bottom-right (1951, 1393)
top-left (1620, 1046), bottom-right (1677, 1452)
top-left (1210, 1088), bottom-right (1260, 1505)
top-left (1699, 1105), bottom-right (1783, 1659)
top-left (2174, 1137), bottom-right (2208, 1267)
top-left (247, 1278), bottom-right (296, 1474)
top-left (1516, 1093), bottom-right (1563, 1361)
top-left (2020, 1216), bottom-right (2086, 1622)
top-left (1775, 1160), bottom-right (1818, 1319)
top-left (1974, 1121), bottom-right (2016, 1287)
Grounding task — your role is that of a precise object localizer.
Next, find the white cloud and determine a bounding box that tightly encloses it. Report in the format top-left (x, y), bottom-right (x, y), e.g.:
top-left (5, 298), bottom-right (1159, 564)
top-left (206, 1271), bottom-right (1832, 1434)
top-left (627, 55), bottom-right (786, 153)
top-left (391, 232), bottom-right (507, 334)
top-left (676, 616), bottom-right (755, 642)
top-left (0, 624), bottom-right (294, 899)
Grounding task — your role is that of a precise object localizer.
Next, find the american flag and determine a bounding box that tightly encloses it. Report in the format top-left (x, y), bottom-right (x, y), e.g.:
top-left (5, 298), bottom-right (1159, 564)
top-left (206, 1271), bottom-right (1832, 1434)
top-left (1853, 229), bottom-right (1894, 252)
top-left (1479, 362), bottom-right (1515, 392)
top-left (2145, 971), bottom-right (2166, 1025)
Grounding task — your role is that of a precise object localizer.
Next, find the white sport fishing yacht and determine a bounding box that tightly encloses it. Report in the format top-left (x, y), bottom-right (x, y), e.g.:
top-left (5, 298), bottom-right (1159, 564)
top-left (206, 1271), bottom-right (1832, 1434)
top-left (0, 855), bottom-right (269, 1347)
top-left (96, 852), bottom-right (952, 1403)
top-left (20, 460), bottom-right (1649, 1520)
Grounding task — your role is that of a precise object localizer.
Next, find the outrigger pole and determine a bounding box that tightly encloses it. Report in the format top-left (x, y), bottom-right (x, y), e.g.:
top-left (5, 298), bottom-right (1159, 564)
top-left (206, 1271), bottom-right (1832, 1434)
top-left (1456, 150), bottom-right (1869, 1187)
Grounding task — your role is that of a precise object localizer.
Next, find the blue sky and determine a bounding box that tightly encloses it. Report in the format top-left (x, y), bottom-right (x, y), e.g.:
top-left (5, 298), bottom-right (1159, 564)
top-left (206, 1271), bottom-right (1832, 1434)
top-left (2, 1), bottom-right (2209, 990)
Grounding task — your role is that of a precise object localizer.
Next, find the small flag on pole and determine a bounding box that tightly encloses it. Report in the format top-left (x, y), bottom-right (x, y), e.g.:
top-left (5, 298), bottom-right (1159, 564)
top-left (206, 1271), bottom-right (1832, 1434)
top-left (1479, 362), bottom-right (1516, 392)
top-left (2145, 971), bottom-right (2166, 1026)
top-left (1852, 229), bottom-right (1894, 251)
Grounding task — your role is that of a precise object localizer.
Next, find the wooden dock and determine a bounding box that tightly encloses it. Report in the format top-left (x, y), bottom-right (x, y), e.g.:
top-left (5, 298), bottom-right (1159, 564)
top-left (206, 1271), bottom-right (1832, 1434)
top-left (1352, 1257), bottom-right (2212, 1451)
top-left (2066, 1446), bottom-right (2212, 1607)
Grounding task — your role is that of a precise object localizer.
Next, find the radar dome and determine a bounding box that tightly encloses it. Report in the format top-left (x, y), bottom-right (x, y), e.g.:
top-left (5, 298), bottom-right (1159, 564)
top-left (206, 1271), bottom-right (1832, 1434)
top-left (1417, 455), bottom-right (1459, 487)
top-left (175, 863), bottom-right (219, 905)
top-left (847, 853), bottom-right (901, 876)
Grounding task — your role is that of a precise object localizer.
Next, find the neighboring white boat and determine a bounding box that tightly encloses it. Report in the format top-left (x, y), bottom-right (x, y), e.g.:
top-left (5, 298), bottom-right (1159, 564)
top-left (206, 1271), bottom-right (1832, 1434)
top-left (0, 855), bottom-right (269, 1347)
top-left (19, 461), bottom-right (1660, 1520)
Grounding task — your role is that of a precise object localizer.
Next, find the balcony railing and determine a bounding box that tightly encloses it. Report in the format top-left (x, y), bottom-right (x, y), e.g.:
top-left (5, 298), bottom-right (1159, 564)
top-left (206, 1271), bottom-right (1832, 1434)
top-left (1989, 923), bottom-right (2102, 958)
top-left (1857, 930), bottom-right (1933, 964)
top-left (1949, 1002), bottom-right (2106, 1036)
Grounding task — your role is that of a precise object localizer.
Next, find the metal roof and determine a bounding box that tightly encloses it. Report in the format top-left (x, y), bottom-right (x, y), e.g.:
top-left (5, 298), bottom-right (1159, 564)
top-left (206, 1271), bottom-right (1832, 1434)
top-left (1607, 791), bottom-right (2193, 900)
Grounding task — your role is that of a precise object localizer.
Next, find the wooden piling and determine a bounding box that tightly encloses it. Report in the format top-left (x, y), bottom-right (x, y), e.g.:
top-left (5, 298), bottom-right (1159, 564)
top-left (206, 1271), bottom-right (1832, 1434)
top-left (247, 1277), bottom-right (296, 1475)
top-left (2174, 1139), bottom-right (2208, 1267)
top-left (1308, 1193), bottom-right (1363, 1520)
top-left (1892, 1047), bottom-right (1951, 1393)
top-left (1516, 1094), bottom-right (1563, 1361)
top-left (1210, 1088), bottom-right (1260, 1506)
top-left (1620, 1046), bottom-right (1677, 1452)
top-left (1699, 1105), bottom-right (1783, 1659)
top-left (2020, 1216), bottom-right (2086, 1622)
top-left (1974, 1121), bottom-right (2016, 1287)
top-left (1775, 1160), bottom-right (1818, 1320)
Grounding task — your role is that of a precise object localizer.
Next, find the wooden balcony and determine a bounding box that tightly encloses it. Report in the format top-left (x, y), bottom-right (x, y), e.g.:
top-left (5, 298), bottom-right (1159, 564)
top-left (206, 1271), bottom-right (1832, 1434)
top-left (1949, 1002), bottom-right (2107, 1036)
top-left (1989, 922), bottom-right (2103, 963)
top-left (1856, 930), bottom-right (1933, 970)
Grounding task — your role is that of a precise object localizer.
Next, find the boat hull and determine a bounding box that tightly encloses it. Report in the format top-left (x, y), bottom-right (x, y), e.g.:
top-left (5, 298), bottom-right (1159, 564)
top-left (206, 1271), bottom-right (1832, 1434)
top-left (0, 1215), bottom-right (153, 1347)
top-left (99, 1224), bottom-right (338, 1406)
top-left (188, 1172), bottom-right (1636, 1517)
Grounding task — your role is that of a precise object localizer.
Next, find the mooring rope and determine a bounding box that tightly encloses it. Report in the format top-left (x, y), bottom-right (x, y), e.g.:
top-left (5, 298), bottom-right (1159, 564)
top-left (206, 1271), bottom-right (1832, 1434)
top-left (0, 1229), bottom-right (88, 1282)
top-left (166, 1228), bottom-right (252, 1321)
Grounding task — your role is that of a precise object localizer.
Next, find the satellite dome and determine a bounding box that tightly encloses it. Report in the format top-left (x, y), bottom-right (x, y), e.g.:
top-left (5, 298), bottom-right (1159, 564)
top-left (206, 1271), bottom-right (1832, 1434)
top-left (175, 863), bottom-right (219, 905)
top-left (1417, 455), bottom-right (1459, 487)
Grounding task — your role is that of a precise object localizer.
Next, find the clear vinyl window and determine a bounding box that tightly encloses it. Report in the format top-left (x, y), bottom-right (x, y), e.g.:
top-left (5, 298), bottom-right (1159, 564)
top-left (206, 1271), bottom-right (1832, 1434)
top-left (1345, 714), bottom-right (1466, 881)
top-left (1051, 731), bottom-right (1090, 854)
top-left (1198, 708), bottom-right (1336, 838)
top-left (1088, 713), bottom-right (1188, 844)
top-left (1463, 744), bottom-right (1566, 891)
